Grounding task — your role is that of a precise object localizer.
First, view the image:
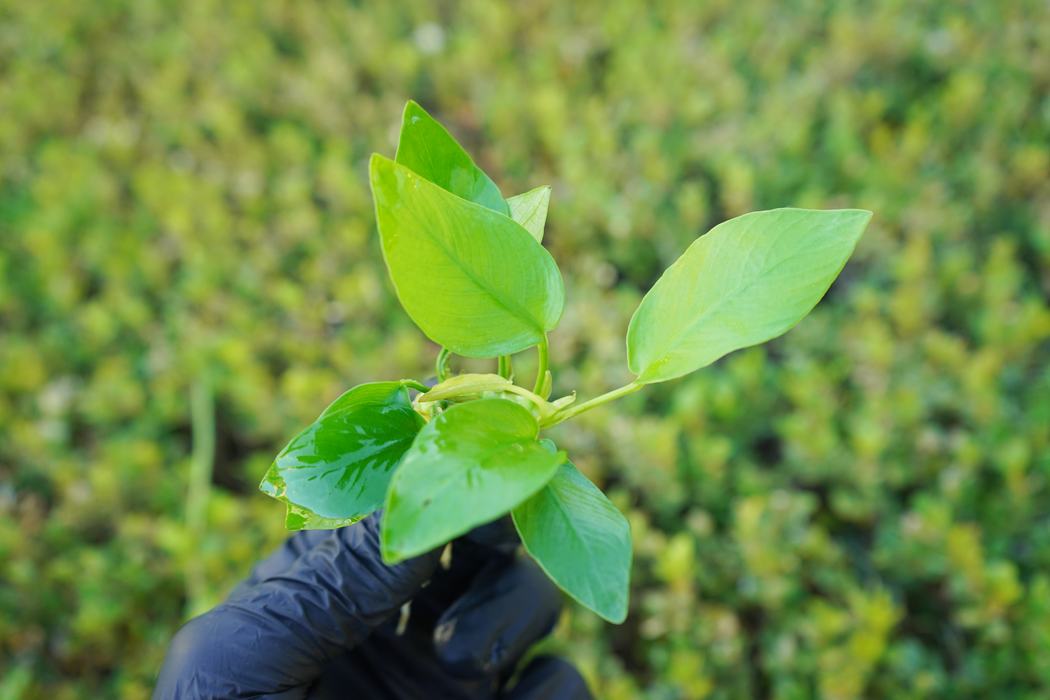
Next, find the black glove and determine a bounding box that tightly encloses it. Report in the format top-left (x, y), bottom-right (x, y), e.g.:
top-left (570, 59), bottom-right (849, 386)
top-left (153, 512), bottom-right (593, 699)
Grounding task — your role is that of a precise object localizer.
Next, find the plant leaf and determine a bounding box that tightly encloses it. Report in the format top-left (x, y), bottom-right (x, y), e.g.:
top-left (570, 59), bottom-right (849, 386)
top-left (395, 102), bottom-right (552, 242)
top-left (381, 399), bottom-right (565, 562)
top-left (627, 208), bottom-right (872, 383)
top-left (283, 502), bottom-right (360, 531)
top-left (370, 154), bottom-right (564, 357)
top-left (259, 381), bottom-right (425, 529)
top-left (512, 443), bottom-right (632, 623)
top-left (395, 100), bottom-right (508, 215)
top-left (506, 186), bottom-right (551, 243)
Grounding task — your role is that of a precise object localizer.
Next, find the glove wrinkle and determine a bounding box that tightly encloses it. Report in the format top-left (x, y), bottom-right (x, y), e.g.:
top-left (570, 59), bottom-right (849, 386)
top-left (232, 530), bottom-right (333, 597)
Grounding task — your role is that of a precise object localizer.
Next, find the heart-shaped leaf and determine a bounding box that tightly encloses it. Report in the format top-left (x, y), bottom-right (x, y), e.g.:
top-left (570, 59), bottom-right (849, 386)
top-left (381, 399), bottom-right (565, 562)
top-left (628, 208), bottom-right (872, 383)
top-left (512, 445), bottom-right (632, 623)
top-left (395, 100), bottom-right (508, 215)
top-left (259, 381), bottom-right (425, 529)
top-left (506, 186), bottom-right (551, 243)
top-left (370, 154), bottom-right (564, 357)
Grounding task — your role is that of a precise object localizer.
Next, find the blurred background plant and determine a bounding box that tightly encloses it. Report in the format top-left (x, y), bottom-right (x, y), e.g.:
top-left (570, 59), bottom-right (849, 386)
top-left (1, 1), bottom-right (1049, 698)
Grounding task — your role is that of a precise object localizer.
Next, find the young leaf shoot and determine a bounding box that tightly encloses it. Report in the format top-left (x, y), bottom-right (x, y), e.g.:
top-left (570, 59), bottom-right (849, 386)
top-left (370, 155), bottom-right (564, 357)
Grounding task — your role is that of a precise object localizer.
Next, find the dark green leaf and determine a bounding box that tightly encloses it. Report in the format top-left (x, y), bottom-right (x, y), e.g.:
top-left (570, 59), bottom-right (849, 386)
top-left (370, 154), bottom-right (564, 357)
top-left (513, 442), bottom-right (632, 623)
top-left (259, 381), bottom-right (425, 529)
top-left (381, 399), bottom-right (565, 562)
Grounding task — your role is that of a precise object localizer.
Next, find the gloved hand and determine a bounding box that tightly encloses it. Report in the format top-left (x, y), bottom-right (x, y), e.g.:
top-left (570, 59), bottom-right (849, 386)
top-left (153, 512), bottom-right (593, 699)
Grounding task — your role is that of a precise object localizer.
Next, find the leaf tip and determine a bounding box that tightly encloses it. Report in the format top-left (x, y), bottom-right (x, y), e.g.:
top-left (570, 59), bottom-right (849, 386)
top-left (847, 207), bottom-right (873, 222)
top-left (402, 99), bottom-right (429, 125)
top-left (840, 208), bottom-right (874, 243)
top-left (368, 152), bottom-right (388, 179)
top-left (260, 462), bottom-right (286, 499)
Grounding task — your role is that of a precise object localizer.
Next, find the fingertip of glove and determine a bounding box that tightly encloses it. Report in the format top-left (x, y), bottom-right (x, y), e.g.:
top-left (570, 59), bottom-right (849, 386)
top-left (434, 554), bottom-right (562, 679)
top-left (336, 511), bottom-right (443, 589)
top-left (461, 514), bottom-right (520, 555)
top-left (152, 612), bottom-right (229, 698)
top-left (503, 656), bottom-right (594, 700)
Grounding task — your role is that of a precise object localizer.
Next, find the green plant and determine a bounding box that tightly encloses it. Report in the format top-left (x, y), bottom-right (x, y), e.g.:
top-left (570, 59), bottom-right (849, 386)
top-left (259, 101), bottom-right (872, 623)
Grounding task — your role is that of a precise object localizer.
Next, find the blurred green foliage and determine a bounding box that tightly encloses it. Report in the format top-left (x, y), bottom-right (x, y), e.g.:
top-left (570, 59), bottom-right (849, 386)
top-left (1, 1), bottom-right (1050, 698)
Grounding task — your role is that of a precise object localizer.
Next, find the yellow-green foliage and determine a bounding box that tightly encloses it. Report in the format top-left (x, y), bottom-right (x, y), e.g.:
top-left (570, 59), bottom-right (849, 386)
top-left (2, 1), bottom-right (1050, 698)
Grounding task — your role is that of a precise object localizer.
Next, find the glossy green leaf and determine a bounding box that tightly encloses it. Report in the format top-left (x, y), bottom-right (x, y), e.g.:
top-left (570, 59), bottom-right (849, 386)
top-left (627, 208), bottom-right (872, 383)
top-left (512, 444), bottom-right (632, 623)
top-left (395, 100), bottom-right (508, 215)
top-left (370, 155), bottom-right (564, 357)
top-left (259, 381), bottom-right (426, 529)
top-left (506, 186), bottom-right (551, 243)
top-left (381, 399), bottom-right (565, 562)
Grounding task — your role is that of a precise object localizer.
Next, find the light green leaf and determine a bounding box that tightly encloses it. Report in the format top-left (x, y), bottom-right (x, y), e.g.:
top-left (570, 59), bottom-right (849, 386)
top-left (418, 373), bottom-right (512, 402)
top-left (381, 399), bottom-right (565, 562)
top-left (370, 154), bottom-right (564, 357)
top-left (506, 186), bottom-right (551, 243)
top-left (259, 381), bottom-right (425, 529)
top-left (395, 100), bottom-right (508, 215)
top-left (627, 208), bottom-right (872, 383)
top-left (512, 443), bottom-right (632, 623)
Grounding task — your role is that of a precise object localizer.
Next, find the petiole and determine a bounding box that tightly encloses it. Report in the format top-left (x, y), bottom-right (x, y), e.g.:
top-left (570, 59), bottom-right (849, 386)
top-left (532, 334), bottom-right (549, 396)
top-left (539, 382), bottom-right (643, 428)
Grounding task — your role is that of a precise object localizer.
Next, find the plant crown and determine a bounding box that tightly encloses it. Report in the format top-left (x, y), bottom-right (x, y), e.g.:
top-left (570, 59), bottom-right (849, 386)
top-left (260, 101), bottom-right (872, 623)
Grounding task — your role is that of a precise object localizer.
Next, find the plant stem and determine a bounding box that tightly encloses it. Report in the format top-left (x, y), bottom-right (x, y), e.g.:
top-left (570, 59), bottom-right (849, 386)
top-left (436, 348), bottom-right (451, 382)
top-left (501, 383), bottom-right (551, 412)
top-left (186, 376), bottom-right (215, 619)
top-left (401, 379), bottom-right (431, 394)
top-left (498, 355), bottom-right (512, 380)
top-left (541, 382), bottom-right (643, 427)
top-left (532, 334), bottom-right (549, 395)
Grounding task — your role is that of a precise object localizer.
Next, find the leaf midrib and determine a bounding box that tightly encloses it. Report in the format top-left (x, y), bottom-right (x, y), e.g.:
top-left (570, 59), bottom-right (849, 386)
top-left (545, 479), bottom-right (601, 559)
top-left (405, 443), bottom-right (553, 524)
top-left (639, 214), bottom-right (804, 373)
top-left (410, 194), bottom-right (550, 333)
